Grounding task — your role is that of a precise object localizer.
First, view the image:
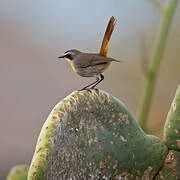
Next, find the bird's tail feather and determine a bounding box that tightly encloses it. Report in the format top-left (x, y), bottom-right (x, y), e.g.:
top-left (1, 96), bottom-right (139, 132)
top-left (99, 16), bottom-right (117, 57)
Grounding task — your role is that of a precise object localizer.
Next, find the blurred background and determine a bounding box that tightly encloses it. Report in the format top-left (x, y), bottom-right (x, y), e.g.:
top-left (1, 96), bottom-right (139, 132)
top-left (0, 0), bottom-right (179, 179)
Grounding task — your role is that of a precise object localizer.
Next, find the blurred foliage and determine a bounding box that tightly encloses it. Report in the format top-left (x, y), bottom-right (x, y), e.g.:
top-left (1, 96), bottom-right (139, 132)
top-left (138, 0), bottom-right (178, 131)
top-left (6, 165), bottom-right (28, 180)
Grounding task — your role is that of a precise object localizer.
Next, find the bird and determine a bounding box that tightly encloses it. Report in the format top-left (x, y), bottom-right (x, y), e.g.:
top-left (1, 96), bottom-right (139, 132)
top-left (58, 16), bottom-right (120, 90)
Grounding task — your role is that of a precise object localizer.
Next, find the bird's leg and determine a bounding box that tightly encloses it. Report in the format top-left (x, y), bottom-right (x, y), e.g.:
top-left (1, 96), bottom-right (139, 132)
top-left (91, 74), bottom-right (104, 89)
top-left (79, 77), bottom-right (100, 91)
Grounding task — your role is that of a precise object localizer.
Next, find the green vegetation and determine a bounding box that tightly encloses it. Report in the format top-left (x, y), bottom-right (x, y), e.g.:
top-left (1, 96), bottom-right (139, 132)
top-left (26, 89), bottom-right (180, 179)
top-left (6, 165), bottom-right (28, 180)
top-left (138, 0), bottom-right (178, 130)
top-left (7, 1), bottom-right (180, 179)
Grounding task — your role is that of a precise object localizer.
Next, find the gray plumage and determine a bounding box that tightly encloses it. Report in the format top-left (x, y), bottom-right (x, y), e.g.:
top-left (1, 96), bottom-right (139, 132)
top-left (74, 52), bottom-right (120, 68)
top-left (61, 49), bottom-right (120, 77)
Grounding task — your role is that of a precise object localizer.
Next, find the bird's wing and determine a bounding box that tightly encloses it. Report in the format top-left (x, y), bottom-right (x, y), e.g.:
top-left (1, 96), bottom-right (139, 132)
top-left (76, 54), bottom-right (120, 68)
top-left (99, 16), bottom-right (117, 57)
top-left (89, 55), bottom-right (120, 65)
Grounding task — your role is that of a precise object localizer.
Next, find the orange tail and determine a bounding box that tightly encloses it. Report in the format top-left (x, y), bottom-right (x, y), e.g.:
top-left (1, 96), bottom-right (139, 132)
top-left (99, 16), bottom-right (117, 56)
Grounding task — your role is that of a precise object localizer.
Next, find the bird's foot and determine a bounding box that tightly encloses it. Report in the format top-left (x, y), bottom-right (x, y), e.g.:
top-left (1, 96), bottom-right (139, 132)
top-left (78, 87), bottom-right (92, 93)
top-left (78, 86), bottom-right (99, 93)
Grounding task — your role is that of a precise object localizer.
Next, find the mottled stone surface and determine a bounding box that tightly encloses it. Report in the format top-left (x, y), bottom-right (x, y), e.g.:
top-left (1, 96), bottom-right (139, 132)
top-left (155, 150), bottom-right (180, 180)
top-left (28, 89), bottom-right (167, 180)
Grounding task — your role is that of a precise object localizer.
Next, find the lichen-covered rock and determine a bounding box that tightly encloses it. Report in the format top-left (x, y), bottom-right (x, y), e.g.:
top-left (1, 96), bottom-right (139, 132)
top-left (155, 150), bottom-right (180, 180)
top-left (28, 89), bottom-right (167, 180)
top-left (164, 85), bottom-right (180, 150)
top-left (6, 165), bottom-right (28, 180)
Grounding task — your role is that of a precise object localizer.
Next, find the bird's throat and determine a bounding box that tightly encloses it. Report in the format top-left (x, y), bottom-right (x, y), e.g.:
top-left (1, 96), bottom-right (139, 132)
top-left (66, 59), bottom-right (77, 73)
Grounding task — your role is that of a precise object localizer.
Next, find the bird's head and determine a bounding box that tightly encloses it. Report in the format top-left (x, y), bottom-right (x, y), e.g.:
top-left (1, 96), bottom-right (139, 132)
top-left (58, 49), bottom-right (81, 61)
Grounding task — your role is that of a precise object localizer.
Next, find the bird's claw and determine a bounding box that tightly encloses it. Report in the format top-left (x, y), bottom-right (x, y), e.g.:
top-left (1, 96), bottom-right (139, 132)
top-left (78, 87), bottom-right (93, 93)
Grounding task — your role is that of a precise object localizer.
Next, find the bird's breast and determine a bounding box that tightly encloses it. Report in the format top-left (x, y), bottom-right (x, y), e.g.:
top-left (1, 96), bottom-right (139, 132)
top-left (75, 62), bottom-right (111, 77)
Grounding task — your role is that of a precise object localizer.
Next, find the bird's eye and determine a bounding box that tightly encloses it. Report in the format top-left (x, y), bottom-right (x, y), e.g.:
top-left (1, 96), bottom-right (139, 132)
top-left (64, 53), bottom-right (73, 60)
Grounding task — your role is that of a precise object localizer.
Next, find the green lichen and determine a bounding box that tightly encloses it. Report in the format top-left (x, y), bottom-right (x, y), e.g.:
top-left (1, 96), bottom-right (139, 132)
top-left (164, 85), bottom-right (180, 150)
top-left (6, 165), bottom-right (28, 180)
top-left (28, 89), bottom-right (167, 180)
top-left (155, 150), bottom-right (180, 179)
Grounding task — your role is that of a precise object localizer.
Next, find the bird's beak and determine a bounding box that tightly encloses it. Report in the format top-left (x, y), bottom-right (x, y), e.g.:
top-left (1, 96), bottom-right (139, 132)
top-left (57, 55), bottom-right (65, 59)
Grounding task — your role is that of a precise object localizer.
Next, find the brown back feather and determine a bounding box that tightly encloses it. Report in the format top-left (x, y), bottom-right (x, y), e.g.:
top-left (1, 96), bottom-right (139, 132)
top-left (75, 53), bottom-right (120, 68)
top-left (99, 16), bottom-right (117, 57)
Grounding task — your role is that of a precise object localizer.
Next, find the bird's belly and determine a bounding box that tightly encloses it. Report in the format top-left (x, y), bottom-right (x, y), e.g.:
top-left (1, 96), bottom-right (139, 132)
top-left (76, 63), bottom-right (110, 77)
